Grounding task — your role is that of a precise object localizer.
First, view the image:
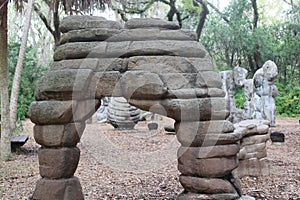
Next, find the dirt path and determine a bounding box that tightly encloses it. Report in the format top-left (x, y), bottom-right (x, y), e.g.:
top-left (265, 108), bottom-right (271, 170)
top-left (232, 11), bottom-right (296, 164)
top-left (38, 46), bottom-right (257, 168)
top-left (0, 117), bottom-right (299, 199)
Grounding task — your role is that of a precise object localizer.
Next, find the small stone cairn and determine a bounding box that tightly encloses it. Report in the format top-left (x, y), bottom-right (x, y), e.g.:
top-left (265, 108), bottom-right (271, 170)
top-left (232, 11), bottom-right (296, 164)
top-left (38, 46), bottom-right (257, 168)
top-left (107, 97), bottom-right (140, 129)
top-left (29, 16), bottom-right (255, 199)
top-left (234, 119), bottom-right (270, 177)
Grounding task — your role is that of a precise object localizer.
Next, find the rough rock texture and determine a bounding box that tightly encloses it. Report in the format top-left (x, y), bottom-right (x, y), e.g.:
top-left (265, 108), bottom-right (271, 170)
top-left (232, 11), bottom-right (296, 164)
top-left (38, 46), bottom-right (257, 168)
top-left (29, 16), bottom-right (244, 199)
top-left (38, 147), bottom-right (80, 179)
top-left (33, 177), bottom-right (84, 200)
top-left (179, 175), bottom-right (237, 194)
top-left (235, 119), bottom-right (270, 177)
top-left (107, 97), bottom-right (140, 130)
top-left (34, 123), bottom-right (85, 147)
top-left (125, 18), bottom-right (180, 30)
top-left (60, 15), bottom-right (122, 33)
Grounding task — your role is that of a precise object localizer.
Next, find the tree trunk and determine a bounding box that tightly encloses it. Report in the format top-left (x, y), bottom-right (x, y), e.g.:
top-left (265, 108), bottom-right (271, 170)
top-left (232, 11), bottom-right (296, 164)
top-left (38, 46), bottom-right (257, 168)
top-left (196, 0), bottom-right (209, 40)
top-left (0, 0), bottom-right (12, 161)
top-left (10, 0), bottom-right (34, 130)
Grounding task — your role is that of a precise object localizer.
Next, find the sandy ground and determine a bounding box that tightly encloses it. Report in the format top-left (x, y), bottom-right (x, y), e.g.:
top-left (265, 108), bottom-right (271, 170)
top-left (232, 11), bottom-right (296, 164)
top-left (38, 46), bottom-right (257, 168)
top-left (0, 117), bottom-right (299, 200)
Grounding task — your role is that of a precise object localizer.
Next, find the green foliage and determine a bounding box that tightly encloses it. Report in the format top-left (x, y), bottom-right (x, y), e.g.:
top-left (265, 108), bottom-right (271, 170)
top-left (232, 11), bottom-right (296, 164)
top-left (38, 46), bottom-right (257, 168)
top-left (234, 88), bottom-right (246, 109)
top-left (275, 83), bottom-right (300, 117)
top-left (8, 42), bottom-right (48, 120)
top-left (182, 0), bottom-right (202, 14)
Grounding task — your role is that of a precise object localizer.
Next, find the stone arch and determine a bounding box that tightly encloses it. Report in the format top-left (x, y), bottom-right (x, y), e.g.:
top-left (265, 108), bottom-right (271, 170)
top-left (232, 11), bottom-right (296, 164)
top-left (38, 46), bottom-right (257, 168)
top-left (29, 16), bottom-right (243, 200)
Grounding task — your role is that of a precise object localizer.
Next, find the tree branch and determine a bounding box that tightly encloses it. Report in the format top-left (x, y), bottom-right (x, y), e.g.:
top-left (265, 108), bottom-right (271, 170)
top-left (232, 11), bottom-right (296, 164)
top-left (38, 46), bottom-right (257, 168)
top-left (195, 0), bottom-right (209, 40)
top-left (206, 0), bottom-right (230, 24)
top-left (33, 2), bottom-right (55, 38)
top-left (251, 0), bottom-right (258, 30)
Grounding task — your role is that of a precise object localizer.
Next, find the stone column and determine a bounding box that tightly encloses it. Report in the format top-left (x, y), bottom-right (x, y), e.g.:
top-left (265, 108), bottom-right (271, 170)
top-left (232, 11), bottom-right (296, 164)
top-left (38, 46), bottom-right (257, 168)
top-left (176, 119), bottom-right (243, 200)
top-left (29, 100), bottom-right (100, 200)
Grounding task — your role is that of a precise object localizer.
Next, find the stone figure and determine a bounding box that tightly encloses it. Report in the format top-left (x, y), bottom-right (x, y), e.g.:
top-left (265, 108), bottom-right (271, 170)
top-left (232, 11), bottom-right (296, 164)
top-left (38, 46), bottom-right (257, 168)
top-left (96, 97), bottom-right (110, 123)
top-left (220, 69), bottom-right (245, 123)
top-left (253, 60), bottom-right (278, 126)
top-left (243, 79), bottom-right (254, 120)
top-left (233, 65), bottom-right (248, 88)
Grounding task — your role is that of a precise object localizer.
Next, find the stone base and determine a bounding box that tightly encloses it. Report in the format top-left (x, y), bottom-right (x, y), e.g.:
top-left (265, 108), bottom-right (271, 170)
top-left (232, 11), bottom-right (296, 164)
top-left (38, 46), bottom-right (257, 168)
top-left (177, 191), bottom-right (240, 200)
top-left (235, 158), bottom-right (269, 178)
top-left (33, 177), bottom-right (84, 200)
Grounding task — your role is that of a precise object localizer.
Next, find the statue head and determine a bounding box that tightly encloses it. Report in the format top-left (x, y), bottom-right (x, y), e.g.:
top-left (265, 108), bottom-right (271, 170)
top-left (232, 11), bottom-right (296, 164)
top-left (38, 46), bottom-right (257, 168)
top-left (262, 60), bottom-right (278, 82)
top-left (233, 66), bottom-right (248, 88)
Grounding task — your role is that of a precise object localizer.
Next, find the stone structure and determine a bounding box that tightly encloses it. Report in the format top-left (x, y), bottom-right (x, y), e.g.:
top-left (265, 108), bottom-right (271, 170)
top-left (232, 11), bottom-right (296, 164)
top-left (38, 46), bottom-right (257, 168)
top-left (234, 120), bottom-right (270, 177)
top-left (29, 16), bottom-right (247, 199)
top-left (96, 97), bottom-right (110, 123)
top-left (220, 66), bottom-right (248, 123)
top-left (243, 79), bottom-right (255, 120)
top-left (252, 60), bottom-right (278, 127)
top-left (107, 97), bottom-right (140, 129)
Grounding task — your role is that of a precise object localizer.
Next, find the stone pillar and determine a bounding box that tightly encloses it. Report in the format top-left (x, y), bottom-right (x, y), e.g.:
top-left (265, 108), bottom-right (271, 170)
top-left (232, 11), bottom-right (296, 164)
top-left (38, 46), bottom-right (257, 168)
top-left (29, 100), bottom-right (100, 200)
top-left (176, 120), bottom-right (243, 200)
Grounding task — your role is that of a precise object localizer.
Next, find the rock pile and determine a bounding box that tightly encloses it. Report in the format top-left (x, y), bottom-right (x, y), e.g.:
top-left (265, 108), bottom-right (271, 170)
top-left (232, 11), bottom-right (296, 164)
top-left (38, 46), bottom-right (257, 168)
top-left (234, 119), bottom-right (270, 177)
top-left (29, 16), bottom-right (245, 200)
top-left (107, 97), bottom-right (140, 129)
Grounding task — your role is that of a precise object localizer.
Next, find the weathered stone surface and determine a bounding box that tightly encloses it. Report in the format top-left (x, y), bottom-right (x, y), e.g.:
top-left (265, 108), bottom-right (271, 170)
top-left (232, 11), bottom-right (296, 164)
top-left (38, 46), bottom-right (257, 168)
top-left (129, 98), bottom-right (229, 121)
top-left (29, 100), bottom-right (100, 125)
top-left (60, 15), bottom-right (122, 33)
top-left (90, 71), bottom-right (122, 98)
top-left (175, 121), bottom-right (242, 147)
top-left (177, 192), bottom-right (239, 200)
top-left (53, 41), bottom-right (206, 61)
top-left (235, 158), bottom-right (269, 178)
top-left (240, 149), bottom-right (267, 160)
top-left (125, 18), bottom-right (180, 30)
top-left (241, 142), bottom-right (266, 153)
top-left (120, 71), bottom-right (167, 100)
top-left (178, 144), bottom-right (239, 159)
top-left (60, 28), bottom-right (122, 44)
top-left (107, 97), bottom-right (140, 130)
top-left (176, 120), bottom-right (234, 134)
top-left (33, 177), bottom-right (84, 200)
top-left (34, 123), bottom-right (85, 147)
top-left (179, 175), bottom-right (237, 194)
top-left (38, 147), bottom-right (80, 179)
top-left (35, 69), bottom-right (93, 100)
top-left (166, 88), bottom-right (225, 99)
top-left (127, 56), bottom-right (215, 73)
top-left (159, 72), bottom-right (222, 90)
top-left (50, 58), bottom-right (127, 72)
top-left (178, 155), bottom-right (238, 178)
top-left (241, 134), bottom-right (269, 146)
top-left (196, 71), bottom-right (223, 88)
top-left (106, 29), bottom-right (197, 42)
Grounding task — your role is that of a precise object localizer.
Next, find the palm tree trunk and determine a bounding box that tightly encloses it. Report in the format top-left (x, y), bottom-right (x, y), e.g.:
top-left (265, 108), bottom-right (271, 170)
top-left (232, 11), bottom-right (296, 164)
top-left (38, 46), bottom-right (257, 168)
top-left (10, 0), bottom-right (34, 130)
top-left (0, 0), bottom-right (12, 161)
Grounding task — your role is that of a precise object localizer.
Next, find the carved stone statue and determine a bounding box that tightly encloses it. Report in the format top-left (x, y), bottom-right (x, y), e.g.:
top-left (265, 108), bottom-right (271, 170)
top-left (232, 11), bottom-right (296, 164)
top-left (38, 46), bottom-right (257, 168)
top-left (220, 66), bottom-right (248, 123)
top-left (233, 65), bottom-right (248, 88)
top-left (253, 60), bottom-right (278, 126)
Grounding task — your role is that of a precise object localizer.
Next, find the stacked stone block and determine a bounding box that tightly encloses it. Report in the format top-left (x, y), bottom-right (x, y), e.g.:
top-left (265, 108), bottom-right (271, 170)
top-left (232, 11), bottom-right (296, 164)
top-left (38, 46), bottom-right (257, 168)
top-left (107, 97), bottom-right (140, 129)
top-left (29, 16), bottom-right (245, 199)
top-left (234, 119), bottom-right (270, 177)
